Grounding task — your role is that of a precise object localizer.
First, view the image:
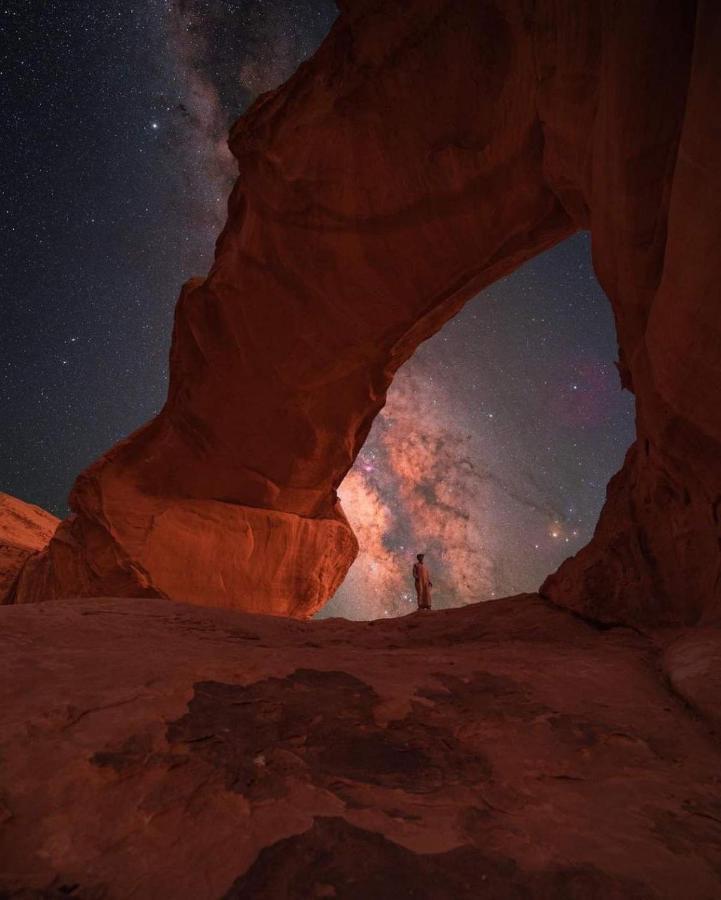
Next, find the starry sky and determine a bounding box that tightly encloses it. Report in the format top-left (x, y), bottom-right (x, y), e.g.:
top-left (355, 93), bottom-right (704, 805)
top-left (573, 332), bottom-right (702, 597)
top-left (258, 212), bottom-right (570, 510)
top-left (2, 1), bottom-right (635, 619)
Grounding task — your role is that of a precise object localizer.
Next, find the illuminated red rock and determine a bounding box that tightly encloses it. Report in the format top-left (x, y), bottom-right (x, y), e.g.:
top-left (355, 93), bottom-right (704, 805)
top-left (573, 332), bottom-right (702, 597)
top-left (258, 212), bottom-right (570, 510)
top-left (0, 493), bottom-right (58, 605)
top-left (11, 1), bottom-right (721, 625)
top-left (2, 594), bottom-right (721, 897)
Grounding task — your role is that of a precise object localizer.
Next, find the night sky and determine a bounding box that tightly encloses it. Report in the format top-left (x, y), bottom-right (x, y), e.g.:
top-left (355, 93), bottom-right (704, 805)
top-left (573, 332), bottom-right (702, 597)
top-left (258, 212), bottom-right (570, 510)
top-left (2, 1), bottom-right (635, 619)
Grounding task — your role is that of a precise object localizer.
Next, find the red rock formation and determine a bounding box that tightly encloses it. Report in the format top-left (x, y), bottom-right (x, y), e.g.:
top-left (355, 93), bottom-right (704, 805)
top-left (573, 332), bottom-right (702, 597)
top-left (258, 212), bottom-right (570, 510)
top-left (663, 627), bottom-right (721, 732)
top-left (0, 493), bottom-right (58, 605)
top-left (2, 594), bottom-right (721, 898)
top-left (11, 1), bottom-right (721, 625)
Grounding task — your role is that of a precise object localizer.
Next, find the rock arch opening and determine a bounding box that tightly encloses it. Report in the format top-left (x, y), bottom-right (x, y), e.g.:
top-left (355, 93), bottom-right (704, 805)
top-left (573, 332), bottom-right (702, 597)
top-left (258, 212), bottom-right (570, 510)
top-left (9, 1), bottom-right (720, 631)
top-left (321, 234), bottom-right (634, 620)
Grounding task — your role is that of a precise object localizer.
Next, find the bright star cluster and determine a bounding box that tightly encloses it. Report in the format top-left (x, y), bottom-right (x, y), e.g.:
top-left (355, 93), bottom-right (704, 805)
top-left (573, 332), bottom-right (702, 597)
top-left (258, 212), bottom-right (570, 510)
top-left (2, 2), bottom-right (634, 619)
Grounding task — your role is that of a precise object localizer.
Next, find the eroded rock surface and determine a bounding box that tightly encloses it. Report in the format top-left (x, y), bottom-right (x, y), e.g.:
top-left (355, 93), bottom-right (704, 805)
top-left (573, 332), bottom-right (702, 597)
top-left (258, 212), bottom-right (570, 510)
top-left (663, 628), bottom-right (721, 731)
top-left (10, 1), bottom-right (721, 624)
top-left (223, 816), bottom-right (654, 900)
top-left (1, 595), bottom-right (721, 898)
top-left (0, 493), bottom-right (58, 605)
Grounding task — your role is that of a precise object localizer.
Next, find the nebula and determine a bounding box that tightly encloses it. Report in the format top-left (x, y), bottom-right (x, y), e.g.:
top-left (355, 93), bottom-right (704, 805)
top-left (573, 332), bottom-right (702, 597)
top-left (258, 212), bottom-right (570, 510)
top-left (332, 469), bottom-right (403, 620)
top-left (163, 4), bottom-right (237, 231)
top-left (165, 0), bottom-right (336, 135)
top-left (160, 0), bottom-right (337, 236)
top-left (324, 361), bottom-right (511, 620)
top-left (320, 248), bottom-right (635, 621)
top-left (379, 369), bottom-right (498, 600)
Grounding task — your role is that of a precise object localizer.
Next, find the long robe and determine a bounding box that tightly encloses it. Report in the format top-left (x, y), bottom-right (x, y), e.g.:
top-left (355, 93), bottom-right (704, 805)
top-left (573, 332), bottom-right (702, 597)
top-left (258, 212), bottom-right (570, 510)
top-left (413, 561), bottom-right (432, 609)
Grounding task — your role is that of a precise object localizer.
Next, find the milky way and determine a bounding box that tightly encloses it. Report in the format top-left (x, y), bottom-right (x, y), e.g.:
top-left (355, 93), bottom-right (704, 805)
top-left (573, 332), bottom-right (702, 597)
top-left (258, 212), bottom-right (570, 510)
top-left (322, 235), bottom-right (635, 619)
top-left (2, 2), bottom-right (634, 620)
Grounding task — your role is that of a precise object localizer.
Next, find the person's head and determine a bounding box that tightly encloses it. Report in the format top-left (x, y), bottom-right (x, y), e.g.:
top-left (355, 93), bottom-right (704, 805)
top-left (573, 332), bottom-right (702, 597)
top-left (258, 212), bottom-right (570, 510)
top-left (416, 553), bottom-right (424, 562)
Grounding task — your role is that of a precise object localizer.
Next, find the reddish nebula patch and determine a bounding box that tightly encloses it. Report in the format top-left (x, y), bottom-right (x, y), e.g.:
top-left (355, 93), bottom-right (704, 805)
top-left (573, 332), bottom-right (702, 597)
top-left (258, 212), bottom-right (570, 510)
top-left (328, 366), bottom-right (500, 620)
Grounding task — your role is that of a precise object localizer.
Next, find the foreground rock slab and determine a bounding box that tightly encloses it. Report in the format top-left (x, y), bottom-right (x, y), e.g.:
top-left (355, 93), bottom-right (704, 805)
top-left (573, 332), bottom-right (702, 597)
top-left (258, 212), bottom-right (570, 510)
top-left (1, 595), bottom-right (720, 899)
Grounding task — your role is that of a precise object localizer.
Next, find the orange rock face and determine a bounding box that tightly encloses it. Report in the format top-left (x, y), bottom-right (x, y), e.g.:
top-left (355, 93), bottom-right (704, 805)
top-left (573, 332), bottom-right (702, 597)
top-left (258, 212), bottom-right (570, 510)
top-left (0, 493), bottom-right (58, 605)
top-left (11, 1), bottom-right (721, 624)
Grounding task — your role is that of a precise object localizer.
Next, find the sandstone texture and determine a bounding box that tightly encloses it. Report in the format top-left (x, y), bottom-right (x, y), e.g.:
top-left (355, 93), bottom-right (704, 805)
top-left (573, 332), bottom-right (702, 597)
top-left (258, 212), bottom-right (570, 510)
top-left (663, 628), bottom-right (721, 732)
top-left (0, 493), bottom-right (58, 605)
top-left (8, 1), bottom-right (721, 625)
top-left (2, 595), bottom-right (721, 898)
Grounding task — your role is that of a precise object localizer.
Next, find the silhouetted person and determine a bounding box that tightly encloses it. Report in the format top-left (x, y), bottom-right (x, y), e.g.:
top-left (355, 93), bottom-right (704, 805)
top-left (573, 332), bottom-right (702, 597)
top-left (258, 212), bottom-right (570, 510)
top-left (413, 553), bottom-right (432, 610)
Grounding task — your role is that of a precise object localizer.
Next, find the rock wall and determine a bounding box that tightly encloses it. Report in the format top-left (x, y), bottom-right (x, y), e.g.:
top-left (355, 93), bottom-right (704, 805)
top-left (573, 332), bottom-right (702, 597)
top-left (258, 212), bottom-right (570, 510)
top-left (12, 0), bottom-right (721, 625)
top-left (0, 493), bottom-right (59, 605)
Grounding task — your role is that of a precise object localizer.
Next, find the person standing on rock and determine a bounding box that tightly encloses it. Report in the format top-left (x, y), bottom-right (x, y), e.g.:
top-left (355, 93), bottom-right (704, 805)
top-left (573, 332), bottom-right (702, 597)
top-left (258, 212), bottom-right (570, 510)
top-left (413, 553), bottom-right (432, 611)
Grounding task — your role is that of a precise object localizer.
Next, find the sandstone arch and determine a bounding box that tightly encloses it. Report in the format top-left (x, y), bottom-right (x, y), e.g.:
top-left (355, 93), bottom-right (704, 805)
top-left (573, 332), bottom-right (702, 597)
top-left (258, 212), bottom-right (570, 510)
top-left (13, 0), bottom-right (721, 626)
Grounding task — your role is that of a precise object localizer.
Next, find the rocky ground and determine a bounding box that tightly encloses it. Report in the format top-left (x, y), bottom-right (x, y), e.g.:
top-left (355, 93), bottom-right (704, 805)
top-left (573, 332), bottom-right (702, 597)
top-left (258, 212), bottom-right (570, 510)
top-left (1, 594), bottom-right (721, 898)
